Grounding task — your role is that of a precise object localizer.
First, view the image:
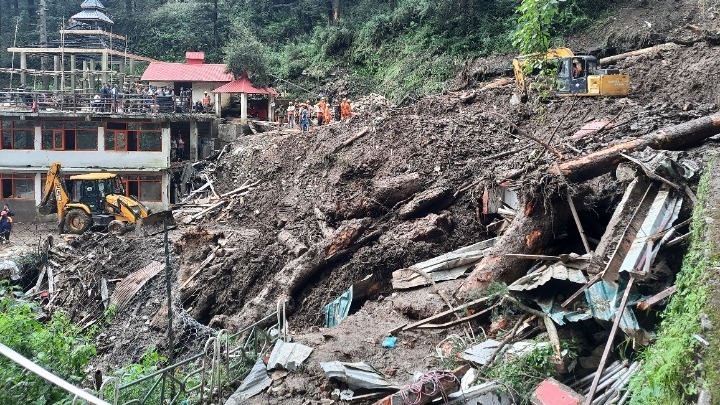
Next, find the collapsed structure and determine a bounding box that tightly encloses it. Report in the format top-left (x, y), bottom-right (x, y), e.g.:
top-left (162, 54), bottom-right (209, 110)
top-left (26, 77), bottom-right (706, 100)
top-left (2, 4), bottom-right (720, 404)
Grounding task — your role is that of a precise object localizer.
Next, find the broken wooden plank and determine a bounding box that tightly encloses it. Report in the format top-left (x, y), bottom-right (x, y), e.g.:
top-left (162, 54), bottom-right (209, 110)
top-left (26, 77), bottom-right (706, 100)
top-left (389, 296), bottom-right (493, 335)
top-left (413, 302), bottom-right (500, 329)
top-left (552, 113), bottom-right (720, 182)
top-left (636, 285), bottom-right (677, 311)
top-left (185, 200), bottom-right (227, 223)
top-left (332, 127), bottom-right (370, 153)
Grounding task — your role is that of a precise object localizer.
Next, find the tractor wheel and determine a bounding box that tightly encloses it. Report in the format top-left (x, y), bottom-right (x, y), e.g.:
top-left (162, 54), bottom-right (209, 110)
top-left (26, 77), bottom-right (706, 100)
top-left (65, 209), bottom-right (92, 234)
top-left (107, 220), bottom-right (129, 235)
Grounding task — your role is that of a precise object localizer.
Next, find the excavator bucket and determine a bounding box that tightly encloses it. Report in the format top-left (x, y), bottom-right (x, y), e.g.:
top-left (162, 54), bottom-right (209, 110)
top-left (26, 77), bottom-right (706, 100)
top-left (135, 210), bottom-right (176, 236)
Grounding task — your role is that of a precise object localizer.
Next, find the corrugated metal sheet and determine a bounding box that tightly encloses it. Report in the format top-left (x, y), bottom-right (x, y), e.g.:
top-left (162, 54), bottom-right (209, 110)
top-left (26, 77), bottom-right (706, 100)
top-left (224, 358), bottom-right (271, 404)
top-left (535, 297), bottom-right (592, 326)
top-left (320, 361), bottom-right (392, 390)
top-left (324, 274), bottom-right (374, 327)
top-left (509, 262), bottom-right (587, 292)
top-left (461, 339), bottom-right (502, 365)
top-left (392, 238), bottom-right (496, 289)
top-left (110, 261), bottom-right (163, 310)
top-left (141, 62), bottom-right (234, 83)
top-left (618, 189), bottom-right (682, 276)
top-left (213, 72), bottom-right (278, 95)
top-left (585, 280), bottom-right (647, 342)
top-left (266, 340), bottom-right (313, 371)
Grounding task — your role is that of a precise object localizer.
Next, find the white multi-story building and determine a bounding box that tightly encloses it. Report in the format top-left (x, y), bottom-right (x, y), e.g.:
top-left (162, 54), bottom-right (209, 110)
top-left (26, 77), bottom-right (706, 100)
top-left (0, 111), bottom-right (213, 221)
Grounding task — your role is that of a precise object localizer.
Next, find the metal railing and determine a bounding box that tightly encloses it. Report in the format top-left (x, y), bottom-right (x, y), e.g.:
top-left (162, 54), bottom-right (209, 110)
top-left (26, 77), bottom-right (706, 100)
top-left (95, 305), bottom-right (286, 405)
top-left (0, 91), bottom-right (214, 115)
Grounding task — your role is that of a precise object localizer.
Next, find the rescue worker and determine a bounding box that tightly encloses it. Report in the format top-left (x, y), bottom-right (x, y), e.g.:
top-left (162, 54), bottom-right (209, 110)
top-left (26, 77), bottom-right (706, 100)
top-left (0, 210), bottom-right (11, 244)
top-left (340, 98), bottom-right (353, 120)
top-left (323, 103), bottom-right (332, 125)
top-left (317, 97), bottom-right (327, 125)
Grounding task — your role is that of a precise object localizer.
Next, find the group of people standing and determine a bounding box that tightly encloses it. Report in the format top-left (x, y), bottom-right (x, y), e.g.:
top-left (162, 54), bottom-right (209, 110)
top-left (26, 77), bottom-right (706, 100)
top-left (278, 97), bottom-right (353, 132)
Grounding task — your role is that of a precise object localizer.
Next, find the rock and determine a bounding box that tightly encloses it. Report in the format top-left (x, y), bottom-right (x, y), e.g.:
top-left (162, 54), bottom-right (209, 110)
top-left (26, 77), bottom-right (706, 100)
top-left (372, 173), bottom-right (424, 206)
top-left (398, 187), bottom-right (454, 219)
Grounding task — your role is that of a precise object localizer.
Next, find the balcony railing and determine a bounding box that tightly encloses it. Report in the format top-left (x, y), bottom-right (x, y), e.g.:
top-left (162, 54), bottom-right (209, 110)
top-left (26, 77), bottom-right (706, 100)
top-left (0, 91), bottom-right (213, 115)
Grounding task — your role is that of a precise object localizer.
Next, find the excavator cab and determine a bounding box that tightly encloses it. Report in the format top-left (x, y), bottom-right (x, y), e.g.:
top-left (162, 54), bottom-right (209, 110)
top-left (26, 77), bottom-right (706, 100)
top-left (555, 55), bottom-right (629, 97)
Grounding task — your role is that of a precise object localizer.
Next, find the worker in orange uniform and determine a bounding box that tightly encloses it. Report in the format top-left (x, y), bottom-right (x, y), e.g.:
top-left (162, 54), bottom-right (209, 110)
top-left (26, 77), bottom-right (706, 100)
top-left (323, 103), bottom-right (332, 125)
top-left (340, 98), bottom-right (353, 120)
top-left (316, 97), bottom-right (327, 126)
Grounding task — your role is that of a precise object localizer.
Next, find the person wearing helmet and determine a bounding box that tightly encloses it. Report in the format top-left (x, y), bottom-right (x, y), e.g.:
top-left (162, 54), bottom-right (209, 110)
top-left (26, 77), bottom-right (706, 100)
top-left (0, 210), bottom-right (11, 244)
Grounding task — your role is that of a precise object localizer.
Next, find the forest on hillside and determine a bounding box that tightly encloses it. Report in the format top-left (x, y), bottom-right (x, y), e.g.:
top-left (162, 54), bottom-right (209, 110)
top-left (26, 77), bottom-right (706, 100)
top-left (0, 0), bottom-right (612, 100)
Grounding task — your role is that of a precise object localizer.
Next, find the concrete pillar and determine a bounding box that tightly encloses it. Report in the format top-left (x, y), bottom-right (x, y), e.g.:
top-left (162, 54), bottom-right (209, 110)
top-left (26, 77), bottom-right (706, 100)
top-left (189, 120), bottom-right (199, 161)
top-left (118, 61), bottom-right (125, 90)
top-left (240, 92), bottom-right (248, 124)
top-left (162, 126), bottom-right (171, 165)
top-left (215, 93), bottom-right (222, 118)
top-left (268, 95), bottom-right (276, 122)
top-left (97, 126), bottom-right (105, 152)
top-left (101, 52), bottom-right (109, 85)
top-left (53, 56), bottom-right (60, 91)
top-left (70, 55), bottom-right (77, 91)
top-left (82, 60), bottom-right (89, 91)
top-left (129, 59), bottom-right (135, 81)
top-left (20, 52), bottom-right (27, 87)
top-left (89, 59), bottom-right (96, 91)
top-left (34, 173), bottom-right (42, 206)
top-left (161, 172), bottom-right (170, 209)
top-left (34, 126), bottom-right (41, 151)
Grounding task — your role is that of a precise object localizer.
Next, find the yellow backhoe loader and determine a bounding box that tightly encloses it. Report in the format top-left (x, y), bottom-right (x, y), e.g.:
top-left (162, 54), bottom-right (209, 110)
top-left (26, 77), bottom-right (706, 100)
top-left (37, 162), bottom-right (172, 234)
top-left (513, 47), bottom-right (629, 98)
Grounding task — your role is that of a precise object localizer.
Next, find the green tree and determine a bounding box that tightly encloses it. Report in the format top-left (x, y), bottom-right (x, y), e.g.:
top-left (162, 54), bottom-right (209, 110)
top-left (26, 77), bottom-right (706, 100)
top-left (223, 20), bottom-right (272, 85)
top-left (512, 0), bottom-right (563, 55)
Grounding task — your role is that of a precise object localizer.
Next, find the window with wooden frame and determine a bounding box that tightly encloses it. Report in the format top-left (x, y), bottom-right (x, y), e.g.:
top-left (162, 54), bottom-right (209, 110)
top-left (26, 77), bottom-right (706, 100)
top-left (0, 121), bottom-right (35, 150)
top-left (105, 122), bottom-right (162, 152)
top-left (122, 175), bottom-right (162, 202)
top-left (0, 173), bottom-right (35, 199)
top-left (41, 121), bottom-right (98, 151)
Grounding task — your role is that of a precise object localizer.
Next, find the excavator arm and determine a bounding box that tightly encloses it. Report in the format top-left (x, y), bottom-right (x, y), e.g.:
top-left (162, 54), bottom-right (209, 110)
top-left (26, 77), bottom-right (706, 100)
top-left (37, 162), bottom-right (71, 219)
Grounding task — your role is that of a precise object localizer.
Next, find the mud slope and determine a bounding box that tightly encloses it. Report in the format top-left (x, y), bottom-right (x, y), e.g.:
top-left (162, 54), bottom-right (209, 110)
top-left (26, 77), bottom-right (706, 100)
top-left (182, 43), bottom-right (720, 330)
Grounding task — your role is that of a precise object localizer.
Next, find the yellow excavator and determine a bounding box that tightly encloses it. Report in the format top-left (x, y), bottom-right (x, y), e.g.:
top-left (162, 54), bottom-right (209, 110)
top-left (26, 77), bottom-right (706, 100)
top-left (513, 47), bottom-right (629, 98)
top-left (37, 162), bottom-right (172, 234)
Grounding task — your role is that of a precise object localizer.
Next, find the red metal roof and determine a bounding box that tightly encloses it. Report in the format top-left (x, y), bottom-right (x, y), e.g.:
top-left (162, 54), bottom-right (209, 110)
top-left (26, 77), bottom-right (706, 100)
top-left (141, 62), bottom-right (234, 82)
top-left (185, 52), bottom-right (205, 65)
top-left (212, 72), bottom-right (278, 95)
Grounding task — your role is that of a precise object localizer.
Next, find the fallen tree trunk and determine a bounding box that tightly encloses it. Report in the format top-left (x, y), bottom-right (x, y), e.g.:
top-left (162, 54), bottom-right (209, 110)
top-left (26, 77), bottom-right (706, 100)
top-left (599, 43), bottom-right (680, 65)
top-left (220, 218), bottom-right (383, 328)
top-left (458, 195), bottom-right (568, 294)
top-left (552, 113), bottom-right (720, 183)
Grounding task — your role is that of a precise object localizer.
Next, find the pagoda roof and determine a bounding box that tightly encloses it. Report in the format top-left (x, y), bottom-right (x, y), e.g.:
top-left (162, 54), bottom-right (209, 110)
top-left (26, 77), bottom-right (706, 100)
top-left (70, 9), bottom-right (113, 25)
top-left (81, 0), bottom-right (107, 10)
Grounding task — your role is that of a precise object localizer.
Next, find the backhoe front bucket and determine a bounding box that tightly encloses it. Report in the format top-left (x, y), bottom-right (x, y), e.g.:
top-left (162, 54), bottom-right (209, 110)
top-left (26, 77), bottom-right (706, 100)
top-left (140, 210), bottom-right (175, 228)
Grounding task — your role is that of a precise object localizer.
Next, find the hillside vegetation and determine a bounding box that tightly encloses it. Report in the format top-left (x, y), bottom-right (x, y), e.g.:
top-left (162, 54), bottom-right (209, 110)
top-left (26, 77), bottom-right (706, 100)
top-left (0, 0), bottom-right (609, 101)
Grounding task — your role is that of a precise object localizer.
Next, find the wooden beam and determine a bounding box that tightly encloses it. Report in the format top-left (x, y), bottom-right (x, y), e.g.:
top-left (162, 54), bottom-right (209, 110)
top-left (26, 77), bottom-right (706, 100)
top-left (7, 47), bottom-right (157, 63)
top-left (59, 29), bottom-right (126, 41)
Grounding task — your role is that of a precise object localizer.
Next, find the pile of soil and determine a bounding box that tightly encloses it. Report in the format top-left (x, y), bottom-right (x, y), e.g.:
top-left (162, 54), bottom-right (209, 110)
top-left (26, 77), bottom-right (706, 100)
top-left (40, 34), bottom-right (720, 405)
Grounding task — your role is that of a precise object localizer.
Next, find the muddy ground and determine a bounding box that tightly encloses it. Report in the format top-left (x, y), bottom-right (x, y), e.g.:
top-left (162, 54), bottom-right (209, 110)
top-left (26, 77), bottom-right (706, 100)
top-left (14, 0), bottom-right (720, 401)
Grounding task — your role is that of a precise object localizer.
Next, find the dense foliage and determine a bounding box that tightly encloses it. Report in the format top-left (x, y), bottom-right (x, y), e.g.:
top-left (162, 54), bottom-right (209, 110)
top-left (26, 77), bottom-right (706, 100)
top-left (0, 0), bottom-right (610, 102)
top-left (0, 283), bottom-right (96, 403)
